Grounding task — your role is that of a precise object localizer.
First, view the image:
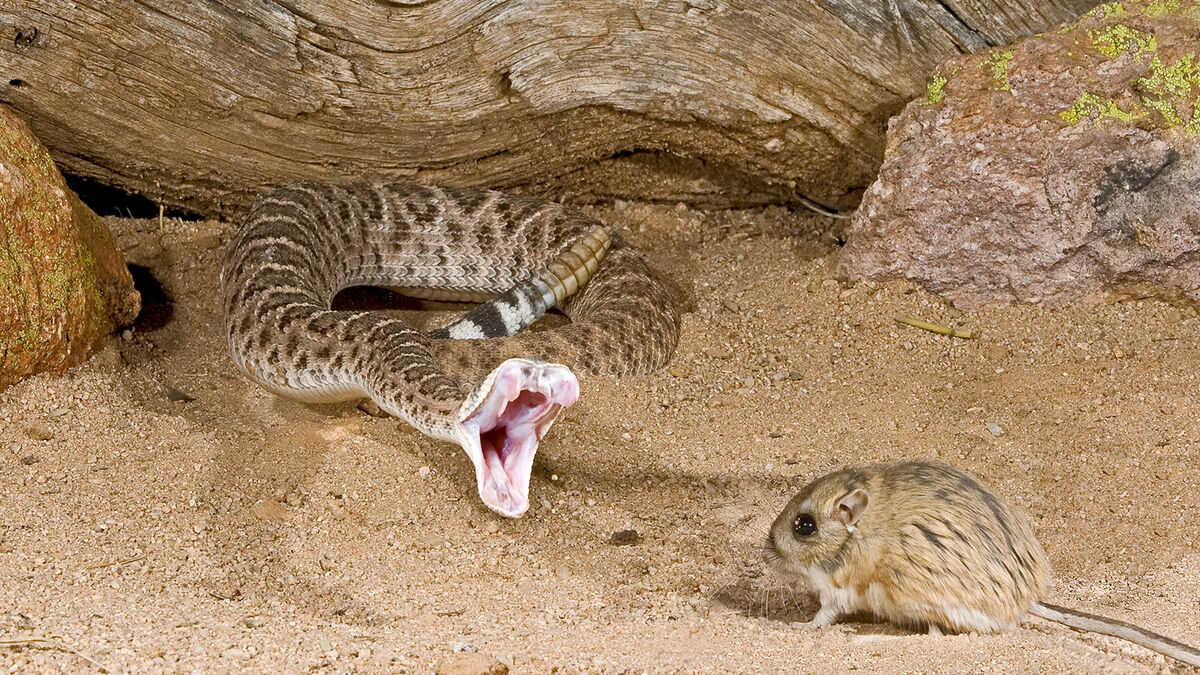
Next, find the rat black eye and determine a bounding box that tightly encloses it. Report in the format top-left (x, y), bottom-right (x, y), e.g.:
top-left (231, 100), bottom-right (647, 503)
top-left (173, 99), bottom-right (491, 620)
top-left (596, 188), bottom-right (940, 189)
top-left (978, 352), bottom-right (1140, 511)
top-left (793, 513), bottom-right (817, 537)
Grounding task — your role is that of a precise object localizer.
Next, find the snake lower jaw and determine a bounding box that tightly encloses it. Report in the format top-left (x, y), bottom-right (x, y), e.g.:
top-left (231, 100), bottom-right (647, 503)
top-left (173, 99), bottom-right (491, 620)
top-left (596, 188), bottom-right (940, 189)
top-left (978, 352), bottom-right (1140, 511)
top-left (457, 358), bottom-right (580, 518)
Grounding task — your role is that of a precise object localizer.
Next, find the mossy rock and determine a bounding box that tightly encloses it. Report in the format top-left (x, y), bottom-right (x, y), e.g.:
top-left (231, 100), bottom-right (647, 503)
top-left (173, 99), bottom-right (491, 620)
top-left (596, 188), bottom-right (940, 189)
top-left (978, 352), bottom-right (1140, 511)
top-left (921, 0), bottom-right (1200, 134)
top-left (840, 0), bottom-right (1200, 308)
top-left (0, 104), bottom-right (140, 388)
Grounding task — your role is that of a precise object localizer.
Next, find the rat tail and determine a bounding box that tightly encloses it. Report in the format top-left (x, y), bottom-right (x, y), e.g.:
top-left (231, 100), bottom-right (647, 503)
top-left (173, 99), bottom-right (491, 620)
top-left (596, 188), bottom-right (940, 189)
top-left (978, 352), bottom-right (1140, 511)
top-left (1029, 601), bottom-right (1200, 668)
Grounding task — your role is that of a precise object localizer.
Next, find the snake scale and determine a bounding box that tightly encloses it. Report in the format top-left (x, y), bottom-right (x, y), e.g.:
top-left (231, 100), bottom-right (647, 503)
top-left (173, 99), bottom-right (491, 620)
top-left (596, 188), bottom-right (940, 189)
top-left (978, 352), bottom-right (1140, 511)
top-left (221, 182), bottom-right (681, 516)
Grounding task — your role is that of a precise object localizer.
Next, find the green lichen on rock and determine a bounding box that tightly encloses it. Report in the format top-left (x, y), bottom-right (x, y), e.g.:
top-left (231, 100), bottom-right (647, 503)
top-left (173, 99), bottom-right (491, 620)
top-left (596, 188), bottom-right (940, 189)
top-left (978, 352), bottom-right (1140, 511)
top-left (1072, 0), bottom-right (1200, 27)
top-left (982, 50), bottom-right (1013, 91)
top-left (1139, 52), bottom-right (1200, 133)
top-left (1054, 8), bottom-right (1200, 134)
top-left (1062, 1), bottom-right (1127, 31)
top-left (1060, 92), bottom-right (1146, 125)
top-left (1140, 0), bottom-right (1200, 21)
top-left (1145, 0), bottom-right (1182, 17)
top-left (1090, 23), bottom-right (1158, 57)
top-left (925, 72), bottom-right (948, 104)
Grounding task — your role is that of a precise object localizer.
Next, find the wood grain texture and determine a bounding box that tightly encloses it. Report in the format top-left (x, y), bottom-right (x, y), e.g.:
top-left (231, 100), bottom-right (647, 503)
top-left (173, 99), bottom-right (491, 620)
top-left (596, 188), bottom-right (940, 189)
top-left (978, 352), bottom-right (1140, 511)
top-left (0, 0), bottom-right (1100, 218)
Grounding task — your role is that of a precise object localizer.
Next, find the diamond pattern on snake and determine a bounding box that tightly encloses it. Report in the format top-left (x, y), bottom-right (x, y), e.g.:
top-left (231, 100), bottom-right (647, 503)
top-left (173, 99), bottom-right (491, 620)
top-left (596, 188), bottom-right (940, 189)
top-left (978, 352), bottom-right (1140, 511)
top-left (221, 182), bottom-right (681, 517)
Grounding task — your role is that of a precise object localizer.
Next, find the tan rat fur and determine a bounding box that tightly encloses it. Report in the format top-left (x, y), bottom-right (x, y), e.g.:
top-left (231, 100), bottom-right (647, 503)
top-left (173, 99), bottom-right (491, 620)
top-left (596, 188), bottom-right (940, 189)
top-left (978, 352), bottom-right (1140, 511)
top-left (766, 459), bottom-right (1047, 633)
top-left (766, 459), bottom-right (1200, 667)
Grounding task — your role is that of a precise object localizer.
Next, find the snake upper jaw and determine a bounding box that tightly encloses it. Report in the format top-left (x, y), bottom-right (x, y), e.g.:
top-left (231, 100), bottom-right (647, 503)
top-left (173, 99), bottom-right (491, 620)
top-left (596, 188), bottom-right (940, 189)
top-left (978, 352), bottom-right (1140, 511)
top-left (456, 358), bottom-right (580, 518)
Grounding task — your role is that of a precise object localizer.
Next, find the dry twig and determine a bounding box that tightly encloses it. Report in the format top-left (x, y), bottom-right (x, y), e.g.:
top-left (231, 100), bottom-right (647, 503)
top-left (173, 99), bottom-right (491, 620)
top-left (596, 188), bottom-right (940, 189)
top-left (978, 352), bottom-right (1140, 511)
top-left (894, 315), bottom-right (976, 339)
top-left (85, 554), bottom-right (147, 570)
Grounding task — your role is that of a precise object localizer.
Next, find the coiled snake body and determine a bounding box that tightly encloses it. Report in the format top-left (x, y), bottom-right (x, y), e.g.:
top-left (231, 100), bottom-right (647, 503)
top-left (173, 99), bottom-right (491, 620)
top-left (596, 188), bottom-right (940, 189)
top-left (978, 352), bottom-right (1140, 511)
top-left (221, 182), bottom-right (680, 516)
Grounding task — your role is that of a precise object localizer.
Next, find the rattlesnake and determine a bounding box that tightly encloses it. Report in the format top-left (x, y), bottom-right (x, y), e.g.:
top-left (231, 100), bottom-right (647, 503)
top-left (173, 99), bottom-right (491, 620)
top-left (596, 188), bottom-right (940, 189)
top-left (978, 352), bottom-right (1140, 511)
top-left (221, 182), bottom-right (681, 517)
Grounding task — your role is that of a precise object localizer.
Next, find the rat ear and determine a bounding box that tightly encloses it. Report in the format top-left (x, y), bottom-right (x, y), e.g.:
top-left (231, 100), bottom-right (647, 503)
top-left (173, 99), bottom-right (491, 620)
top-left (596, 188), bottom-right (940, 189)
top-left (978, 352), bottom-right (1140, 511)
top-left (832, 489), bottom-right (868, 528)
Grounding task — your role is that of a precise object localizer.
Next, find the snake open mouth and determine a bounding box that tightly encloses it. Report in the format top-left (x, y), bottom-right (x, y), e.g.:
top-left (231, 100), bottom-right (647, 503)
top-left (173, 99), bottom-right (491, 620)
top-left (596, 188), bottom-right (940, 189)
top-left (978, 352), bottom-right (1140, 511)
top-left (458, 359), bottom-right (579, 518)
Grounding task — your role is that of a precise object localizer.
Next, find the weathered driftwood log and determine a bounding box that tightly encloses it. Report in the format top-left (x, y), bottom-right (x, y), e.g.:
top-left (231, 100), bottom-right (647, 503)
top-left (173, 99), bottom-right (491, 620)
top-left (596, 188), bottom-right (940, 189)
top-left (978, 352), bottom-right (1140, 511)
top-left (1, 1), bottom-right (1098, 218)
top-left (0, 104), bottom-right (140, 389)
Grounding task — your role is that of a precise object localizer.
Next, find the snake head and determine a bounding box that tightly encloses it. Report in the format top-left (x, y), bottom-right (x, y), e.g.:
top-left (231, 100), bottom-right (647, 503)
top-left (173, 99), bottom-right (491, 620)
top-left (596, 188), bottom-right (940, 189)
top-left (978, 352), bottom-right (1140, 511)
top-left (456, 358), bottom-right (579, 518)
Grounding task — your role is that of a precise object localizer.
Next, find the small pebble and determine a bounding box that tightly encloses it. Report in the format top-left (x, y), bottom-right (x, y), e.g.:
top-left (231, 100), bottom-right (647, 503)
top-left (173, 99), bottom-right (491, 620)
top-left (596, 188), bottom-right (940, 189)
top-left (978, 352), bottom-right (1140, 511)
top-left (722, 298), bottom-right (740, 312)
top-left (167, 388), bottom-right (195, 403)
top-left (610, 529), bottom-right (640, 546)
top-left (707, 395), bottom-right (730, 408)
top-left (249, 499), bottom-right (290, 522)
top-left (621, 432), bottom-right (632, 441)
top-left (196, 233), bottom-right (221, 250)
top-left (452, 642), bottom-right (477, 654)
top-left (357, 399), bottom-right (387, 417)
top-left (220, 647), bottom-right (251, 659)
top-left (555, 565), bottom-right (570, 579)
top-left (985, 422), bottom-right (1005, 437)
top-left (20, 454), bottom-right (38, 465)
top-left (418, 466), bottom-right (431, 478)
top-left (767, 431), bottom-right (783, 438)
top-left (704, 345), bottom-right (733, 360)
top-left (25, 426), bottom-right (52, 441)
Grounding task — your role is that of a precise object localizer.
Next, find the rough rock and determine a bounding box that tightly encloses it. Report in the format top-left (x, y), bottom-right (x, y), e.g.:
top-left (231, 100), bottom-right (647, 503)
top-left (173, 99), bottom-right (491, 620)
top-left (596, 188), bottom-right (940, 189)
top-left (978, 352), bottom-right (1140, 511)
top-left (0, 104), bottom-right (140, 388)
top-left (838, 1), bottom-right (1200, 309)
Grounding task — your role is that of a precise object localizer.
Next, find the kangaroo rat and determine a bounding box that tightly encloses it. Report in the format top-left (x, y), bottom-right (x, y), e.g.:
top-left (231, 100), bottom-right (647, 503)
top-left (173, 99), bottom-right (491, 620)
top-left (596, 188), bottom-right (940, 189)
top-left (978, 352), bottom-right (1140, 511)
top-left (765, 459), bottom-right (1200, 667)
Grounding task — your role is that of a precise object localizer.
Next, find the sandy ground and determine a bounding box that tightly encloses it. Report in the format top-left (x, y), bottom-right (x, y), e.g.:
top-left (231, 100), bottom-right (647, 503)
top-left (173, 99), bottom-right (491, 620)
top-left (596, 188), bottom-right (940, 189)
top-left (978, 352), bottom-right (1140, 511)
top-left (1, 201), bottom-right (1199, 674)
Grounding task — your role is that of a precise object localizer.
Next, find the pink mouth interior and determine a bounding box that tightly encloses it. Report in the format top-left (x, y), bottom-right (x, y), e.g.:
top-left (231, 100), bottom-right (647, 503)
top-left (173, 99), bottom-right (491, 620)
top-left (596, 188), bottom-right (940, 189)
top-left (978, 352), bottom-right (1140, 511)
top-left (464, 362), bottom-right (578, 517)
top-left (479, 390), bottom-right (549, 473)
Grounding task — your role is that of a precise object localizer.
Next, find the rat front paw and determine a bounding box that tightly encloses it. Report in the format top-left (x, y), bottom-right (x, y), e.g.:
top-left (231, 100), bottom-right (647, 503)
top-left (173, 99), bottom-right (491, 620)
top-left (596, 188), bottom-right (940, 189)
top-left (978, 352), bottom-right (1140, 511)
top-left (806, 607), bottom-right (841, 628)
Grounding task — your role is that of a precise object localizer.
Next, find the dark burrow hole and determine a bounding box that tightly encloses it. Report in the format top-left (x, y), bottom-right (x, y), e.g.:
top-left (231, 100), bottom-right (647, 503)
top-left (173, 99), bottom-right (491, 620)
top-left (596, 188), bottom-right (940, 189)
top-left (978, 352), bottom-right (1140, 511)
top-left (65, 173), bottom-right (202, 220)
top-left (128, 264), bottom-right (173, 332)
top-left (8, 79), bottom-right (22, 87)
top-left (331, 286), bottom-right (568, 322)
top-left (331, 286), bottom-right (429, 312)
